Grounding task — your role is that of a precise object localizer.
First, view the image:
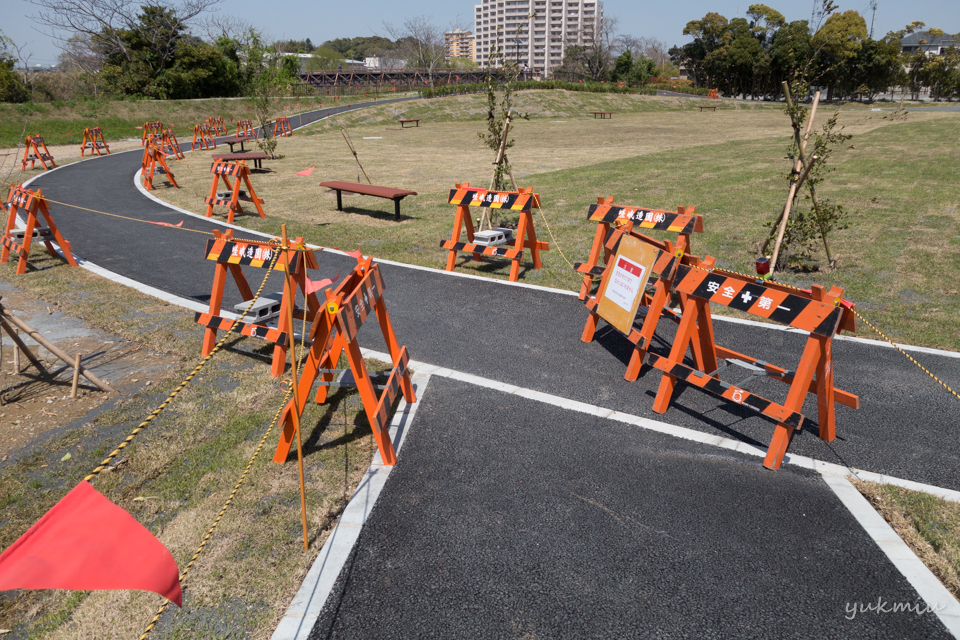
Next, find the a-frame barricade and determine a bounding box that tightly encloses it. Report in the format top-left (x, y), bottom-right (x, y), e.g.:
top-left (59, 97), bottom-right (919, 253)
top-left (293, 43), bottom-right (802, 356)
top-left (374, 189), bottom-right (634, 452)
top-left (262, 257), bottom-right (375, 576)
top-left (236, 119), bottom-right (257, 139)
top-left (576, 197), bottom-right (700, 299)
top-left (645, 262), bottom-right (859, 469)
top-left (20, 135), bottom-right (56, 171)
top-left (273, 117), bottom-right (293, 137)
top-left (80, 127), bottom-right (110, 157)
top-left (578, 226), bottom-right (692, 381)
top-left (160, 130), bottom-right (184, 160)
top-left (192, 124), bottom-right (217, 151)
top-left (273, 255), bottom-right (415, 467)
top-left (141, 121), bottom-right (163, 145)
top-left (204, 160), bottom-right (265, 223)
top-left (140, 141), bottom-right (179, 191)
top-left (1, 184), bottom-right (78, 275)
top-left (208, 116), bottom-right (227, 135)
top-left (441, 182), bottom-right (549, 282)
top-left (194, 230), bottom-right (322, 377)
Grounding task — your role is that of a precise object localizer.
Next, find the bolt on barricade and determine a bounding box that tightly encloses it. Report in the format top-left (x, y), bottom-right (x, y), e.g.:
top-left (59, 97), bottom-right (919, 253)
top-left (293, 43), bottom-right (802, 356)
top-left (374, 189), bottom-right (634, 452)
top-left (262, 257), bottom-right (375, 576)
top-left (204, 160), bottom-right (265, 224)
top-left (1, 184), bottom-right (78, 275)
top-left (273, 253), bottom-right (415, 467)
top-left (646, 260), bottom-right (859, 469)
top-left (20, 135), bottom-right (56, 171)
top-left (441, 182), bottom-right (550, 282)
top-left (80, 127), bottom-right (110, 157)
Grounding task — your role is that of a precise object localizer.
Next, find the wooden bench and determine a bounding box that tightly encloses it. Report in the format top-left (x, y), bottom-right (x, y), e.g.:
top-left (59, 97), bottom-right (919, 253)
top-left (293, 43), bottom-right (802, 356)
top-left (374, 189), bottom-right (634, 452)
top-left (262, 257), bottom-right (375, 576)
top-left (590, 111), bottom-right (613, 119)
top-left (221, 135), bottom-right (253, 153)
top-left (399, 119), bottom-right (421, 128)
top-left (211, 152), bottom-right (271, 169)
top-left (320, 180), bottom-right (418, 221)
top-left (698, 105), bottom-right (719, 112)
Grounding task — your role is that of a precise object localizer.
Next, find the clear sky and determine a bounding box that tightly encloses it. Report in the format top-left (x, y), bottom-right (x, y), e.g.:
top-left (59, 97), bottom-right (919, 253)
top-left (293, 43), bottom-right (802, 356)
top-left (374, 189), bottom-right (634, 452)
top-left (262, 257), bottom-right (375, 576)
top-left (5, 0), bottom-right (959, 67)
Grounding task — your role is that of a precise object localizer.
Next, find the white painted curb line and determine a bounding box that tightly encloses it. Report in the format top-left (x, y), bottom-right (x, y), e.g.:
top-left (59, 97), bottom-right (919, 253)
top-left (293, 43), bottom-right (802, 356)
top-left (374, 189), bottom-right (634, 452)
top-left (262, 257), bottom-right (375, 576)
top-left (271, 372), bottom-right (431, 640)
top-left (822, 474), bottom-right (960, 637)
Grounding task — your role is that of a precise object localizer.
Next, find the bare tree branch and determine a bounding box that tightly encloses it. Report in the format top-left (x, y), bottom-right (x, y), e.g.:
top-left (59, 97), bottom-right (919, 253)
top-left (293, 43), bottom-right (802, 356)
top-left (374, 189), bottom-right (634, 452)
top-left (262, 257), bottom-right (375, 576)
top-left (383, 16), bottom-right (446, 85)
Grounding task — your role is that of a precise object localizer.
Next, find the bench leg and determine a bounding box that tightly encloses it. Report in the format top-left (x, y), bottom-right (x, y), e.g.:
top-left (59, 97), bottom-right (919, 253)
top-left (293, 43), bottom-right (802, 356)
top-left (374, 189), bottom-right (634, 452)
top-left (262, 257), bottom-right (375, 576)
top-left (336, 190), bottom-right (343, 211)
top-left (394, 199), bottom-right (401, 221)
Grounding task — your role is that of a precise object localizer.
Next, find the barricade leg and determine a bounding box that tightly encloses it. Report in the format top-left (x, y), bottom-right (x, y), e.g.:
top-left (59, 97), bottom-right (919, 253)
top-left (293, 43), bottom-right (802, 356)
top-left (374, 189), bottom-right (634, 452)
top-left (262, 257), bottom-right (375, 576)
top-left (374, 297), bottom-right (416, 403)
top-left (16, 213), bottom-right (37, 275)
top-left (624, 285), bottom-right (671, 381)
top-left (815, 335), bottom-right (836, 441)
top-left (445, 205), bottom-right (477, 270)
top-left (764, 338), bottom-right (821, 470)
top-left (343, 337), bottom-right (397, 466)
top-left (202, 263), bottom-right (228, 355)
top-left (579, 222), bottom-right (610, 299)
top-left (651, 298), bottom-right (704, 414)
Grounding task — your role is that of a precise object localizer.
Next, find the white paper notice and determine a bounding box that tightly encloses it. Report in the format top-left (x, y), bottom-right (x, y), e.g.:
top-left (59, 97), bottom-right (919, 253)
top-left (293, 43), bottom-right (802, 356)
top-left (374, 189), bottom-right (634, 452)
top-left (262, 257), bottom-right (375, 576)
top-left (606, 256), bottom-right (647, 312)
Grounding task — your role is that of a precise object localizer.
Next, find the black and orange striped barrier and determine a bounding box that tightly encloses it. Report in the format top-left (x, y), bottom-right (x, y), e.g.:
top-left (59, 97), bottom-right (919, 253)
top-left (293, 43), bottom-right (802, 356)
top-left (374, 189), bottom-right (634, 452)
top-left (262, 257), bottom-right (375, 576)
top-left (273, 117), bottom-right (293, 137)
top-left (191, 123), bottom-right (217, 151)
top-left (273, 254), bottom-right (414, 466)
top-left (204, 160), bottom-right (265, 223)
top-left (159, 130), bottom-right (184, 160)
top-left (1, 184), bottom-right (78, 275)
top-left (236, 119), bottom-right (257, 140)
top-left (440, 182), bottom-right (549, 282)
top-left (207, 116), bottom-right (227, 135)
top-left (646, 262), bottom-right (859, 469)
top-left (577, 197), bottom-right (701, 299)
top-left (80, 127), bottom-right (109, 157)
top-left (140, 141), bottom-right (178, 191)
top-left (19, 135), bottom-right (56, 171)
top-left (141, 121), bottom-right (163, 146)
top-left (196, 229), bottom-right (322, 377)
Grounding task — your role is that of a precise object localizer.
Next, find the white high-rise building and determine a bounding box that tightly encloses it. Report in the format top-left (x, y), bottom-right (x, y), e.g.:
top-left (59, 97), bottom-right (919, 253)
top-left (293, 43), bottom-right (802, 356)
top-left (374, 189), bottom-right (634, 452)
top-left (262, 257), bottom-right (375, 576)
top-left (473, 0), bottom-right (602, 76)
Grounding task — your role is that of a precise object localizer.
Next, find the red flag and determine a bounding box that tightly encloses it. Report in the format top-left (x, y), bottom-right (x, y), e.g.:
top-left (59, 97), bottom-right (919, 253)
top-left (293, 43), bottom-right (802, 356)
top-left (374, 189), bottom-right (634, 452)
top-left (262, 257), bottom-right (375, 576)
top-left (0, 481), bottom-right (182, 606)
top-left (304, 267), bottom-right (340, 295)
top-left (294, 166), bottom-right (315, 177)
top-left (334, 248), bottom-right (364, 260)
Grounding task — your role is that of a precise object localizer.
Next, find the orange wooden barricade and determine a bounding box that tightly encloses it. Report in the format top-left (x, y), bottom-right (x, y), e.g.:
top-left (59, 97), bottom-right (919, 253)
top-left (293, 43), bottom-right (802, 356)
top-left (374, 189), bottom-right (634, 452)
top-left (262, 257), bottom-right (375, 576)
top-left (646, 262), bottom-right (859, 469)
top-left (191, 124), bottom-right (217, 150)
top-left (204, 160), bottom-right (265, 223)
top-left (440, 182), bottom-right (549, 282)
top-left (80, 127), bottom-right (110, 156)
top-left (273, 117), bottom-right (293, 137)
top-left (20, 135), bottom-right (56, 171)
top-left (140, 141), bottom-right (179, 191)
top-left (578, 226), bottom-right (692, 381)
top-left (207, 116), bottom-right (227, 135)
top-left (159, 130), bottom-right (184, 160)
top-left (1, 184), bottom-right (78, 274)
top-left (236, 119), bottom-right (257, 140)
top-left (273, 255), bottom-right (415, 467)
top-left (576, 197), bottom-right (700, 299)
top-left (708, 89), bottom-right (720, 99)
top-left (195, 229), bottom-right (322, 377)
top-left (141, 121), bottom-right (163, 145)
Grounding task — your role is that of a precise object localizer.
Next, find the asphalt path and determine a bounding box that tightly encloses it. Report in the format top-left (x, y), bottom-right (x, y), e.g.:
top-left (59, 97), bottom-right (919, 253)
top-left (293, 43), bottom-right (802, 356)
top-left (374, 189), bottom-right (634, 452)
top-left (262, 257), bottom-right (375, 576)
top-left (308, 376), bottom-right (953, 640)
top-left (23, 97), bottom-right (960, 494)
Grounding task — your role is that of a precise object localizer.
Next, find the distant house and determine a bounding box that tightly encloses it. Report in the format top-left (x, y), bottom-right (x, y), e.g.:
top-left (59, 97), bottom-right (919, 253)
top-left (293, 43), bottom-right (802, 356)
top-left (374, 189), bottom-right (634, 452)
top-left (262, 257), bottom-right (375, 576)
top-left (900, 31), bottom-right (959, 56)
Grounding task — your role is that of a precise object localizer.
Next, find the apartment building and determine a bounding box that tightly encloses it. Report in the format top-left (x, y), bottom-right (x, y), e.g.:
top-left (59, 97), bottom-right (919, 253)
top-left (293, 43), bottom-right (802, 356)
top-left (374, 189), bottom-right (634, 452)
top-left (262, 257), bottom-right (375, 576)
top-left (473, 0), bottom-right (602, 75)
top-left (445, 29), bottom-right (477, 61)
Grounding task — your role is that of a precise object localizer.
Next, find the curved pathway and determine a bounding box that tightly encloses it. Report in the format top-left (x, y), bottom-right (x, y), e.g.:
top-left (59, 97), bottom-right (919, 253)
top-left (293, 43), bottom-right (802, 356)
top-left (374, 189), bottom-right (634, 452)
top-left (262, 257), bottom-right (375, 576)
top-left (19, 96), bottom-right (960, 639)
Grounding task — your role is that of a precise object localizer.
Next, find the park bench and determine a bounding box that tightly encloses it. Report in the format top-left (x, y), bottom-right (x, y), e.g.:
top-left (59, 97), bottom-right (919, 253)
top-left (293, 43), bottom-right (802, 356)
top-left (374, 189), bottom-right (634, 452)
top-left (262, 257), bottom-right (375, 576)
top-left (211, 152), bottom-right (271, 170)
top-left (320, 180), bottom-right (418, 221)
top-left (698, 105), bottom-right (719, 112)
top-left (399, 119), bottom-right (422, 128)
top-left (590, 112), bottom-right (613, 119)
top-left (221, 136), bottom-right (253, 153)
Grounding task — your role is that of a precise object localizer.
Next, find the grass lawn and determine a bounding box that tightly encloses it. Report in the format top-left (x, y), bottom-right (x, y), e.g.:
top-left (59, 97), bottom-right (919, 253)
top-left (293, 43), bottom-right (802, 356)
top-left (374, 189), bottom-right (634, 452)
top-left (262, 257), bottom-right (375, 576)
top-left (0, 251), bottom-right (394, 639)
top-left (153, 90), bottom-right (960, 350)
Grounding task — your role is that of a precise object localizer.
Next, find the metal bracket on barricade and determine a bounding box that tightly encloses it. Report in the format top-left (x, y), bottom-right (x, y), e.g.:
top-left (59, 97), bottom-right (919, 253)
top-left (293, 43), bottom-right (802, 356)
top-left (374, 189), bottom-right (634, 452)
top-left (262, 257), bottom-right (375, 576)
top-left (1, 184), bottom-right (78, 275)
top-left (273, 255), bottom-right (415, 466)
top-left (440, 182), bottom-right (549, 282)
top-left (646, 263), bottom-right (859, 469)
top-left (195, 229), bottom-right (322, 378)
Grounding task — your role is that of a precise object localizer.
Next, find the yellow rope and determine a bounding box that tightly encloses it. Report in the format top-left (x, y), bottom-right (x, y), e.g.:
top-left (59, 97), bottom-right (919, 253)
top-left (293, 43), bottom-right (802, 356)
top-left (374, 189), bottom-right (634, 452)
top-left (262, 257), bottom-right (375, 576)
top-left (530, 194), bottom-right (575, 270)
top-left (83, 249), bottom-right (281, 482)
top-left (138, 382), bottom-right (294, 640)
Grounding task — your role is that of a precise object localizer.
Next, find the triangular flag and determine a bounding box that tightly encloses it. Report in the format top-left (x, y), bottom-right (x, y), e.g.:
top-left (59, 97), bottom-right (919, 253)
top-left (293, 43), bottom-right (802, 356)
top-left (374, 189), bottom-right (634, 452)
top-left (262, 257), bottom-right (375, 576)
top-left (147, 220), bottom-right (184, 228)
top-left (303, 267), bottom-right (340, 295)
top-left (294, 166), bottom-right (314, 177)
top-left (0, 481), bottom-right (182, 606)
top-left (334, 248), bottom-right (364, 260)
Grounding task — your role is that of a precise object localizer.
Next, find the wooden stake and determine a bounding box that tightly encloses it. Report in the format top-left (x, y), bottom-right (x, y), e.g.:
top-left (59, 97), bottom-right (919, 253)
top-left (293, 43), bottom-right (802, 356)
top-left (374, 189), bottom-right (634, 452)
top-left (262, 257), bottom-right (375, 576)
top-left (71, 354), bottom-right (81, 398)
top-left (1, 318), bottom-right (44, 375)
top-left (480, 111), bottom-right (514, 232)
top-left (12, 328), bottom-right (18, 373)
top-left (282, 225), bottom-right (310, 551)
